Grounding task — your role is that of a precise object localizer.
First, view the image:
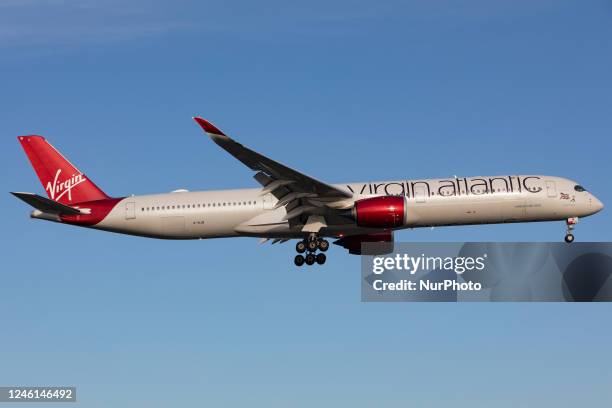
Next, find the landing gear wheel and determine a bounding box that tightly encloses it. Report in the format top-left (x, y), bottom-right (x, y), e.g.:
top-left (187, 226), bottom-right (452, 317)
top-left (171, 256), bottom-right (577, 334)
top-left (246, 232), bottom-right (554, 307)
top-left (296, 241), bottom-right (306, 253)
top-left (294, 255), bottom-right (305, 266)
top-left (565, 217), bottom-right (578, 244)
top-left (305, 253), bottom-right (316, 265)
top-left (318, 239), bottom-right (329, 252)
top-left (316, 253), bottom-right (326, 265)
top-left (307, 240), bottom-right (318, 252)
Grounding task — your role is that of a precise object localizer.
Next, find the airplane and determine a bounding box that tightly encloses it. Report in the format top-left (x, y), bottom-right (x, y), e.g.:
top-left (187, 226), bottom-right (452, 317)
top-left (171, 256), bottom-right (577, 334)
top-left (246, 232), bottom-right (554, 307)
top-left (11, 117), bottom-right (604, 266)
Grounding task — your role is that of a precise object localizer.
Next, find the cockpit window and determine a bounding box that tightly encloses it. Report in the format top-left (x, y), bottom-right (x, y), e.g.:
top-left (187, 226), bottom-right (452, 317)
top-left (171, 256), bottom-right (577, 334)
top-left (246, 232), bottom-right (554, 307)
top-left (574, 185), bottom-right (586, 192)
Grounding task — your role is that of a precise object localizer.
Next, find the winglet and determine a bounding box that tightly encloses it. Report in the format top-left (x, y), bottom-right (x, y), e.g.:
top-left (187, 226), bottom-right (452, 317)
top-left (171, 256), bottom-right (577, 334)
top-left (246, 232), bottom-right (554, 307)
top-left (193, 117), bottom-right (226, 136)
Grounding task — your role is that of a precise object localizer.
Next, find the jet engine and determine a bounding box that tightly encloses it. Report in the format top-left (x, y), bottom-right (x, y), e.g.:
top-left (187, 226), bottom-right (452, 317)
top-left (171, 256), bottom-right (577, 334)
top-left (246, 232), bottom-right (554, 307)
top-left (352, 196), bottom-right (407, 228)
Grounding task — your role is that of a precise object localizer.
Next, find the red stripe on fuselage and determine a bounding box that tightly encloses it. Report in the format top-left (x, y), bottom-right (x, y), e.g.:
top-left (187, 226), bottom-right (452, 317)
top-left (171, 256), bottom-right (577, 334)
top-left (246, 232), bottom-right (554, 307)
top-left (60, 197), bottom-right (123, 226)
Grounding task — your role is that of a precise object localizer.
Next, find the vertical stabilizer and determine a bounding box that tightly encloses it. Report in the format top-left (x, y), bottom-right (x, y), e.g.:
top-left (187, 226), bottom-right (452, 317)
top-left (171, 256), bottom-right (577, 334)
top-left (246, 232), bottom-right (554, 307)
top-left (17, 136), bottom-right (109, 204)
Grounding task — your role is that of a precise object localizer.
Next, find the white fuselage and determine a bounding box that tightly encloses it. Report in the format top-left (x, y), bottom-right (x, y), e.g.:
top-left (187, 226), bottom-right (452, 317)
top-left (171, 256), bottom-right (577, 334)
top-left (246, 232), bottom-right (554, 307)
top-left (82, 175), bottom-right (603, 239)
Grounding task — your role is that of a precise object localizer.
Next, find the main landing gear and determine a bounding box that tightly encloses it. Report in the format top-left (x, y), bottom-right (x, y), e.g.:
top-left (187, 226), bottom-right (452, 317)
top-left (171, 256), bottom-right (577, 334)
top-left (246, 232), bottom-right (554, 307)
top-left (565, 217), bottom-right (578, 243)
top-left (294, 233), bottom-right (329, 267)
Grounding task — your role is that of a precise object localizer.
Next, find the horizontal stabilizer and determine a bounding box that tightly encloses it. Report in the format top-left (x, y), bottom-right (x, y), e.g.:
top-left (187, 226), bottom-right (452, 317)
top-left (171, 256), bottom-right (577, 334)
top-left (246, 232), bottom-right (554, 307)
top-left (11, 192), bottom-right (83, 215)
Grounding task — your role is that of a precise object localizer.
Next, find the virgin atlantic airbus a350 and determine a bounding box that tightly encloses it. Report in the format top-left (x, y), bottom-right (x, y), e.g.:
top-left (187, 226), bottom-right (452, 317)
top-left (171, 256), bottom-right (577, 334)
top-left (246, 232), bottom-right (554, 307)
top-left (12, 117), bottom-right (604, 266)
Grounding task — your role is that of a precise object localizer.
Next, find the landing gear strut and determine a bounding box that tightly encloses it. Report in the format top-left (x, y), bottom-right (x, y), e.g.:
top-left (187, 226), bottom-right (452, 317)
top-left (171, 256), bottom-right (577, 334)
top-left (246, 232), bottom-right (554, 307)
top-left (294, 234), bottom-right (330, 266)
top-left (565, 217), bottom-right (578, 243)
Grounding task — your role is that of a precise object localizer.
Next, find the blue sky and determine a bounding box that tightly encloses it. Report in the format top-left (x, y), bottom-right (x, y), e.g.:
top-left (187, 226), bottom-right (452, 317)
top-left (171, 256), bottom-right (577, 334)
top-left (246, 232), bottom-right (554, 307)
top-left (2, 1), bottom-right (612, 406)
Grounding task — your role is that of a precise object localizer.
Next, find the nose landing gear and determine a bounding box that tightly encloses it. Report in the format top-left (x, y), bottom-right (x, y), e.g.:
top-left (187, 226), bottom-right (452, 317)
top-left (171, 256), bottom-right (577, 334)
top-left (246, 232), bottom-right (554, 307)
top-left (565, 217), bottom-right (578, 243)
top-left (294, 234), bottom-right (330, 266)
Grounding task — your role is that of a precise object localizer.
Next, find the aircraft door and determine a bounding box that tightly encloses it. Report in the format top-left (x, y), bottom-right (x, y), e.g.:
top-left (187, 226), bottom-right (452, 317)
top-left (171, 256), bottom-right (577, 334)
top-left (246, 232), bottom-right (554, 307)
top-left (546, 181), bottom-right (557, 198)
top-left (125, 201), bottom-right (136, 220)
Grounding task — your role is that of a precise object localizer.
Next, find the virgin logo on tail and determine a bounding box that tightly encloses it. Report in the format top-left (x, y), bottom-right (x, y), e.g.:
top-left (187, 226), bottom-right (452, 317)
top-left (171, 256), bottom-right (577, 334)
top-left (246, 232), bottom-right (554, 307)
top-left (45, 169), bottom-right (87, 202)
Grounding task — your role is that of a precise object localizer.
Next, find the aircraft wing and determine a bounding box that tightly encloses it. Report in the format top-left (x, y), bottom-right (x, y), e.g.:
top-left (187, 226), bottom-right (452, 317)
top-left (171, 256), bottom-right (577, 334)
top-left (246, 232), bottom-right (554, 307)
top-left (193, 117), bottom-right (354, 229)
top-left (194, 117), bottom-right (352, 199)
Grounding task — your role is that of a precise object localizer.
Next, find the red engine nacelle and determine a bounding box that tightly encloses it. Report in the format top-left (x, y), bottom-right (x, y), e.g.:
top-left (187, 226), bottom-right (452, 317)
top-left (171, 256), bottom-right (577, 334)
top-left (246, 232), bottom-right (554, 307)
top-left (353, 196), bottom-right (407, 228)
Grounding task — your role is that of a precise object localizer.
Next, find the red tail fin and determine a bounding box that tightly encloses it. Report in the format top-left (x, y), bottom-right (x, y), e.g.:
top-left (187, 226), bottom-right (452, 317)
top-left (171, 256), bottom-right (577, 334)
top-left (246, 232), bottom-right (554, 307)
top-left (18, 136), bottom-right (109, 204)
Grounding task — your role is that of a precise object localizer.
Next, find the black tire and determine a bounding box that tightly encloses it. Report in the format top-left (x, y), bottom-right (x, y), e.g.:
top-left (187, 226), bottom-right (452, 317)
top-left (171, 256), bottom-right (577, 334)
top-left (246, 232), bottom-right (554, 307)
top-left (307, 240), bottom-right (318, 252)
top-left (318, 239), bottom-right (329, 252)
top-left (296, 241), bottom-right (306, 253)
top-left (565, 234), bottom-right (575, 243)
top-left (305, 253), bottom-right (316, 265)
top-left (316, 253), bottom-right (326, 265)
top-left (294, 255), bottom-right (305, 266)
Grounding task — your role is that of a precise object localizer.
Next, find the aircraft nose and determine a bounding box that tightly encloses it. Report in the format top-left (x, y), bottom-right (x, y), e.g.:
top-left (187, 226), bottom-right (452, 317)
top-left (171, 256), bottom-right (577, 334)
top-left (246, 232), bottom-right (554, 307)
top-left (591, 195), bottom-right (604, 213)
